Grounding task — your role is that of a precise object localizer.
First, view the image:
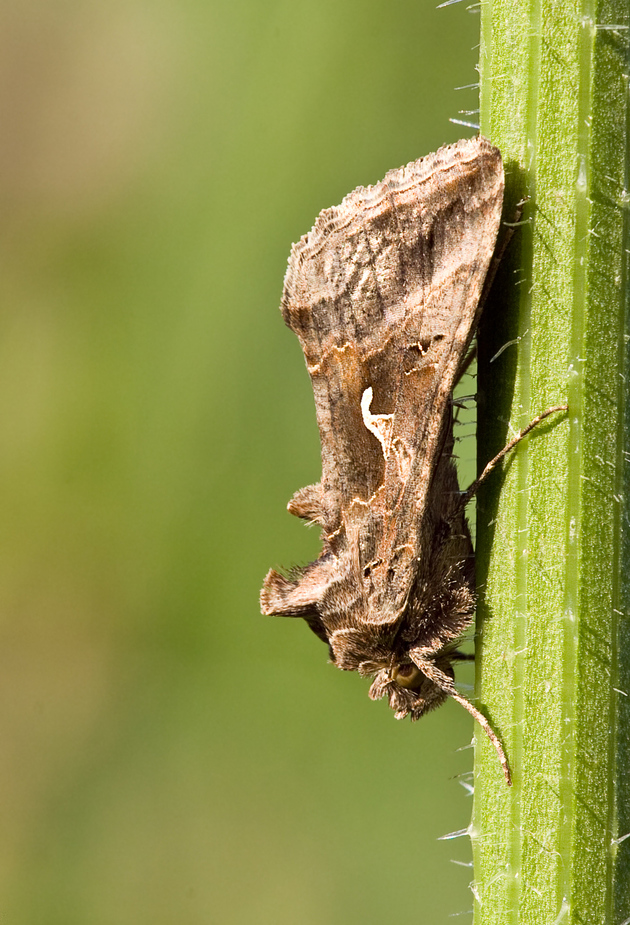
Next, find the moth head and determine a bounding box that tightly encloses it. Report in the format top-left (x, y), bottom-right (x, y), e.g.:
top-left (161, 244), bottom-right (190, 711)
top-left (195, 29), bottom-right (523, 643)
top-left (368, 661), bottom-right (449, 719)
top-left (368, 646), bottom-right (460, 717)
top-left (369, 653), bottom-right (512, 786)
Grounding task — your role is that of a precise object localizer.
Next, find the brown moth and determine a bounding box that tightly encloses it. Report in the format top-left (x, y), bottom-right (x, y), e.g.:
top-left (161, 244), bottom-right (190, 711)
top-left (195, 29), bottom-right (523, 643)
top-left (260, 136), bottom-right (562, 786)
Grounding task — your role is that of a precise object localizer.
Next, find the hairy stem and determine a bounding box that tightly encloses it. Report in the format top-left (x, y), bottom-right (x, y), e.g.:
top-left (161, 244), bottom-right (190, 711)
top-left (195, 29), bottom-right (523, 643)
top-left (472, 1), bottom-right (630, 923)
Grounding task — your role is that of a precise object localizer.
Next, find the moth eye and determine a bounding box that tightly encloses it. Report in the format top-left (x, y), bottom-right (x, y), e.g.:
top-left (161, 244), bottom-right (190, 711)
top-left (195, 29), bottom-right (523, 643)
top-left (392, 663), bottom-right (422, 689)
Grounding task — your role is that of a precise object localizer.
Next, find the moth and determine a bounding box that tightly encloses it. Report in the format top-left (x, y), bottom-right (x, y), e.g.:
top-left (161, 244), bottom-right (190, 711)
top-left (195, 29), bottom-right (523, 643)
top-left (261, 136), bottom-right (564, 786)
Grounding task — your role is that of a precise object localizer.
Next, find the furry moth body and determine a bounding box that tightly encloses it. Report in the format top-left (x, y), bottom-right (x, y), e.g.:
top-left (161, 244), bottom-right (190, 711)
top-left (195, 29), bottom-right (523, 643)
top-left (261, 136), bottom-right (561, 786)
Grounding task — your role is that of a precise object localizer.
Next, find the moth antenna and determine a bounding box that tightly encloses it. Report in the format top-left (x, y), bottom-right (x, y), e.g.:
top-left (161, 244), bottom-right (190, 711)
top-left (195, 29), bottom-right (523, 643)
top-left (447, 689), bottom-right (512, 786)
top-left (409, 649), bottom-right (512, 786)
top-left (456, 404), bottom-right (568, 511)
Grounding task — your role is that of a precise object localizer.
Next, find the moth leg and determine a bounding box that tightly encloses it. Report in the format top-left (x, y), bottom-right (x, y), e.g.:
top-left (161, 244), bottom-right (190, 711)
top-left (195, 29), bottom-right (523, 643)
top-left (458, 404), bottom-right (568, 511)
top-left (454, 343), bottom-right (477, 386)
top-left (451, 207), bottom-right (516, 389)
top-left (409, 648), bottom-right (512, 786)
top-left (474, 200), bottom-right (524, 324)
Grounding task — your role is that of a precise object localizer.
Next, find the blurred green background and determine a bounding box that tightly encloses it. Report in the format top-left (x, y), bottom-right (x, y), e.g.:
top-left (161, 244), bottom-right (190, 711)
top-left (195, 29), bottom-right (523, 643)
top-left (0, 2), bottom-right (482, 922)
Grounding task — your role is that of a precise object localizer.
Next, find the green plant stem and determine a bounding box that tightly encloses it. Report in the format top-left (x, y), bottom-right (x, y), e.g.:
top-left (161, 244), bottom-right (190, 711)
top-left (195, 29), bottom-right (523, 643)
top-left (473, 1), bottom-right (630, 923)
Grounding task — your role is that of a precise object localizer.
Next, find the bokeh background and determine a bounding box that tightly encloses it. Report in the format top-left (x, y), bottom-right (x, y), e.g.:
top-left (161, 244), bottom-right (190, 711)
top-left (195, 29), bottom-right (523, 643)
top-left (0, 2), bottom-right (483, 922)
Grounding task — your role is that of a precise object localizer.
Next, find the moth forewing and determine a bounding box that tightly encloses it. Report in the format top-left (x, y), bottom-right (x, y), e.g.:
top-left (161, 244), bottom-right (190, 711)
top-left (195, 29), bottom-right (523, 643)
top-left (261, 136), bottom-right (510, 782)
